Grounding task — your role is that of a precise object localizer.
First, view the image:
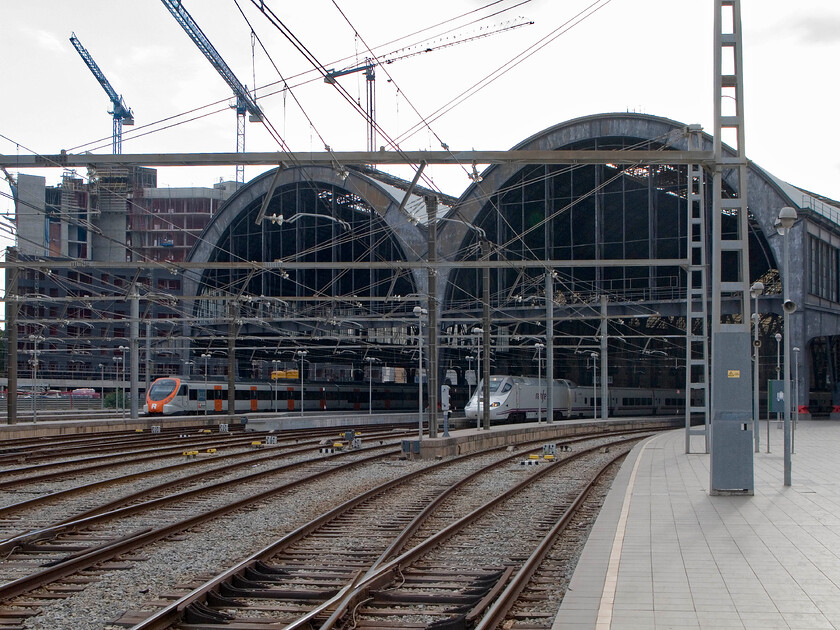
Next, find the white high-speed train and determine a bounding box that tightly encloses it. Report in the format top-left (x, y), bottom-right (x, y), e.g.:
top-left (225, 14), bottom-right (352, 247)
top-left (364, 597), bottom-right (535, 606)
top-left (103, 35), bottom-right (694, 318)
top-left (463, 375), bottom-right (686, 423)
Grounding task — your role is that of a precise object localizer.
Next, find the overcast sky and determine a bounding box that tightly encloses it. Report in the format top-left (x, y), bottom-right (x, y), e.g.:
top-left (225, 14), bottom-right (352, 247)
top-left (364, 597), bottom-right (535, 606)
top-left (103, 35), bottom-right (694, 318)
top-left (2, 0), bottom-right (840, 217)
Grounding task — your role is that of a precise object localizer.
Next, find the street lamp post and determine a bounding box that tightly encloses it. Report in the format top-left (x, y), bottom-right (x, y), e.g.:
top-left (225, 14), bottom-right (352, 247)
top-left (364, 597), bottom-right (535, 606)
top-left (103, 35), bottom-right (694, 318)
top-left (112, 356), bottom-right (120, 415)
top-left (29, 356), bottom-right (38, 421)
top-left (28, 339), bottom-right (39, 421)
top-left (535, 342), bottom-right (545, 423)
top-left (792, 346), bottom-right (800, 454)
top-left (295, 350), bottom-right (308, 417)
top-left (777, 205), bottom-right (797, 486)
top-left (590, 352), bottom-right (599, 421)
top-left (472, 327), bottom-right (484, 430)
top-left (120, 346), bottom-right (127, 419)
top-left (413, 307), bottom-right (427, 439)
top-left (265, 212), bottom-right (351, 231)
top-left (202, 353), bottom-right (211, 415)
top-left (122, 348), bottom-right (128, 419)
top-left (466, 355), bottom-right (474, 401)
top-left (98, 363), bottom-right (104, 410)
top-left (775, 331), bottom-right (782, 434)
top-left (271, 359), bottom-right (279, 414)
top-left (28, 334), bottom-right (44, 422)
top-left (750, 281), bottom-right (764, 453)
top-left (365, 357), bottom-right (378, 415)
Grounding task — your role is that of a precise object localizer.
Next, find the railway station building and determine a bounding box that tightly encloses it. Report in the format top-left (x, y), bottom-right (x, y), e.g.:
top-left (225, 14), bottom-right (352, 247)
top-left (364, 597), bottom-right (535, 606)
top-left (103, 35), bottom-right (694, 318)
top-left (8, 113), bottom-right (840, 413)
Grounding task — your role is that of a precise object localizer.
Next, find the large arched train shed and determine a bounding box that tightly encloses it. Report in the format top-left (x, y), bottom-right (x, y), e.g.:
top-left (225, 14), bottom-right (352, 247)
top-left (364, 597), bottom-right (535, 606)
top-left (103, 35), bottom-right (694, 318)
top-left (182, 113), bottom-right (840, 414)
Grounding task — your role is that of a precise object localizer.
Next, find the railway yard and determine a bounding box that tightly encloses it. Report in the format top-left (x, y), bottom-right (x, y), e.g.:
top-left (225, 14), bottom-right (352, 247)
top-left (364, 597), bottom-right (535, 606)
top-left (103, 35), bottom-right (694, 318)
top-left (0, 419), bottom-right (668, 629)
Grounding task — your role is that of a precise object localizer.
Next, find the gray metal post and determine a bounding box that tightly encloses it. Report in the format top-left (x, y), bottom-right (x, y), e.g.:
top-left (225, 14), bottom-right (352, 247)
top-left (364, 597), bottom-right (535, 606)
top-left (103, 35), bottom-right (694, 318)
top-left (600, 295), bottom-right (609, 420)
top-left (591, 352), bottom-right (598, 420)
top-left (750, 281), bottom-right (764, 453)
top-left (775, 332), bottom-right (782, 430)
top-left (145, 321), bottom-right (152, 394)
top-left (545, 272), bottom-right (554, 421)
top-left (130, 293), bottom-right (140, 419)
top-left (30, 339), bottom-right (39, 422)
top-left (366, 357), bottom-right (373, 416)
top-left (425, 196), bottom-right (438, 438)
top-left (535, 342), bottom-right (544, 422)
top-left (6, 247), bottom-right (17, 425)
top-left (710, 0), bottom-right (754, 495)
top-left (228, 301), bottom-right (237, 418)
top-left (781, 210), bottom-right (795, 486)
top-left (297, 350), bottom-right (307, 417)
top-left (414, 306), bottom-right (425, 440)
top-left (793, 346), bottom-right (800, 454)
top-left (300, 353), bottom-right (304, 416)
top-left (481, 240), bottom-right (491, 431)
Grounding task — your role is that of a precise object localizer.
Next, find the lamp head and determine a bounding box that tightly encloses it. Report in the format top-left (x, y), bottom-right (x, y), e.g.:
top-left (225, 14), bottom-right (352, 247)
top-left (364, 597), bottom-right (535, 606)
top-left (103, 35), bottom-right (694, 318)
top-left (750, 281), bottom-right (764, 297)
top-left (777, 206), bottom-right (797, 230)
top-left (774, 333), bottom-right (782, 342)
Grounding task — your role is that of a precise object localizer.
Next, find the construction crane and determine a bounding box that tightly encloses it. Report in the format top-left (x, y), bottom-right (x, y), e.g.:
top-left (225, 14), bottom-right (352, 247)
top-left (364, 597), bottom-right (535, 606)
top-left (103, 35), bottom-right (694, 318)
top-left (69, 32), bottom-right (134, 154)
top-left (324, 18), bottom-right (533, 153)
top-left (325, 59), bottom-right (377, 153)
top-left (160, 0), bottom-right (264, 186)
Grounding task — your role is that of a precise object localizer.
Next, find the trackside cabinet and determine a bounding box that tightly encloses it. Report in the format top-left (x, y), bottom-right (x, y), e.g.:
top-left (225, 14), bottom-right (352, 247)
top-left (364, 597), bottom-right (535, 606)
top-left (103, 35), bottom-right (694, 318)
top-left (711, 411), bottom-right (754, 494)
top-left (710, 333), bottom-right (754, 495)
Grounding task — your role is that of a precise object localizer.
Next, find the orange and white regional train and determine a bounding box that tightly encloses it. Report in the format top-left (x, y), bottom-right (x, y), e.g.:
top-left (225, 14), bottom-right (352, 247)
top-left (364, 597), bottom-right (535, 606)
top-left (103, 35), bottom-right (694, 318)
top-left (144, 376), bottom-right (420, 416)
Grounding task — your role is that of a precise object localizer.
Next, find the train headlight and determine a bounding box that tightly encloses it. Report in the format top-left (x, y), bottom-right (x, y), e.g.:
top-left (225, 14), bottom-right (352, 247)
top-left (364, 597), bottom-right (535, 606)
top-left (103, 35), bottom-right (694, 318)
top-left (490, 402), bottom-right (500, 407)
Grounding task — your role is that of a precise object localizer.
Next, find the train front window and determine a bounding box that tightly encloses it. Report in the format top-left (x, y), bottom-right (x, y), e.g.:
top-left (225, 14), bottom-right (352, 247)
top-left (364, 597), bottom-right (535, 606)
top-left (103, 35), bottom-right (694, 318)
top-left (487, 376), bottom-right (506, 393)
top-left (149, 379), bottom-right (178, 399)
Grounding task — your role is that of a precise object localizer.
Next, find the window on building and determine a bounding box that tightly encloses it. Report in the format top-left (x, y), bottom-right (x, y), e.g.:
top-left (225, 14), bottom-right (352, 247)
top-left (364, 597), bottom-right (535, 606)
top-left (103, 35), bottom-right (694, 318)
top-left (809, 236), bottom-right (839, 302)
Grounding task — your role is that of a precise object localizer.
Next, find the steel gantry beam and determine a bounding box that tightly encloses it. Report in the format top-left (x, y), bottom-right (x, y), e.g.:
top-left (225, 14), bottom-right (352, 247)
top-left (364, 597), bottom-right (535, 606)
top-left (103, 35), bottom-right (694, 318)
top-left (1, 258), bottom-right (689, 272)
top-left (0, 149), bottom-right (715, 170)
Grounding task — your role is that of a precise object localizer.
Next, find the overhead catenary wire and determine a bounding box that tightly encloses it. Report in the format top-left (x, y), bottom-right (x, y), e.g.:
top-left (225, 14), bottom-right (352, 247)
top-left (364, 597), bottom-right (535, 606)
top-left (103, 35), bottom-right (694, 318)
top-left (395, 0), bottom-right (614, 144)
top-left (3, 0), bottom-right (712, 376)
top-left (64, 1), bottom-right (531, 155)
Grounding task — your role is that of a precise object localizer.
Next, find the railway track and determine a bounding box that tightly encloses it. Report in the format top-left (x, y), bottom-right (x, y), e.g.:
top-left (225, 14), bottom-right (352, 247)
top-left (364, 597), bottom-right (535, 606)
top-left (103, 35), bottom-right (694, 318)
top-left (115, 431), bottom-right (653, 630)
top-left (0, 425), bottom-right (661, 629)
top-left (0, 425), bottom-right (246, 465)
top-left (0, 427), bottom-right (415, 541)
top-left (0, 425), bottom-right (405, 486)
top-left (0, 424), bottom-right (368, 481)
top-left (0, 442), bottom-right (412, 628)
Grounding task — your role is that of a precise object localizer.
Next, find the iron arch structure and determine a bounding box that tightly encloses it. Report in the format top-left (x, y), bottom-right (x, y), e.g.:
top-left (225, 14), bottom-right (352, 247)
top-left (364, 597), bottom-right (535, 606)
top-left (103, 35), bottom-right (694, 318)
top-left (175, 113), bottom-right (840, 414)
top-left (182, 165), bottom-right (450, 382)
top-left (435, 113), bottom-right (839, 412)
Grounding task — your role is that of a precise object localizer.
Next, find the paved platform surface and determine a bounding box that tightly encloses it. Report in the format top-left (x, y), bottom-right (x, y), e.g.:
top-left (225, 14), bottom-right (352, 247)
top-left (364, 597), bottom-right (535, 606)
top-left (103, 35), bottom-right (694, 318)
top-left (556, 421), bottom-right (840, 629)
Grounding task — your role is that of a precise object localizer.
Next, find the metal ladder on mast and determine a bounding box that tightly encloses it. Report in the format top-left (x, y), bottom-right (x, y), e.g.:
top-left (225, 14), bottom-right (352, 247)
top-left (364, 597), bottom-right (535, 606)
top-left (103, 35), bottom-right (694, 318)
top-left (686, 149), bottom-right (710, 454)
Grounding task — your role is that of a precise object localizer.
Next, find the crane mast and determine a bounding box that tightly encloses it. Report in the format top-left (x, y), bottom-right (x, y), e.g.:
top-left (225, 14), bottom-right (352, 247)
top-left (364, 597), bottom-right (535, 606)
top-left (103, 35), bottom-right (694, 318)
top-left (160, 0), bottom-right (264, 185)
top-left (69, 32), bottom-right (134, 154)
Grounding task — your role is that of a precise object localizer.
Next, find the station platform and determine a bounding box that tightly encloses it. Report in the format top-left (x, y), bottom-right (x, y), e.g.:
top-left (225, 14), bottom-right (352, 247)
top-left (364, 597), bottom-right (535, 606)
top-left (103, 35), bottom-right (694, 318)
top-left (556, 420), bottom-right (840, 629)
